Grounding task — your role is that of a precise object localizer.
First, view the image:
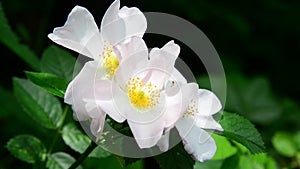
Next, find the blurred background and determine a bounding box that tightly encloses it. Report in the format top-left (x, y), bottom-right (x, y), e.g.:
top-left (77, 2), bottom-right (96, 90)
top-left (0, 0), bottom-right (300, 168)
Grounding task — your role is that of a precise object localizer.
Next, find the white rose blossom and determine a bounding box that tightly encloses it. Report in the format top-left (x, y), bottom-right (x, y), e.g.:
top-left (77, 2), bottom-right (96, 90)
top-left (48, 0), bottom-right (147, 137)
top-left (91, 38), bottom-right (198, 148)
top-left (48, 0), bottom-right (223, 162)
top-left (157, 71), bottom-right (224, 162)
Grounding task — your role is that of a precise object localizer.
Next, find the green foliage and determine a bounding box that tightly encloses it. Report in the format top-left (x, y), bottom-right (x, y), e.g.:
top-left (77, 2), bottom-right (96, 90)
top-left (220, 154), bottom-right (239, 169)
top-left (62, 123), bottom-right (91, 153)
top-left (296, 153), bottom-right (300, 166)
top-left (211, 134), bottom-right (237, 160)
top-left (41, 45), bottom-right (81, 82)
top-left (46, 152), bottom-right (82, 169)
top-left (272, 132), bottom-right (298, 157)
top-left (83, 156), bottom-right (143, 169)
top-left (89, 145), bottom-right (111, 159)
top-left (194, 160), bottom-right (223, 169)
top-left (238, 153), bottom-right (277, 169)
top-left (154, 142), bottom-right (195, 169)
top-left (6, 135), bottom-right (46, 163)
top-left (0, 3), bottom-right (40, 71)
top-left (116, 157), bottom-right (141, 168)
top-left (293, 131), bottom-right (300, 150)
top-left (13, 78), bottom-right (63, 129)
top-left (219, 112), bottom-right (265, 154)
top-left (26, 71), bottom-right (67, 98)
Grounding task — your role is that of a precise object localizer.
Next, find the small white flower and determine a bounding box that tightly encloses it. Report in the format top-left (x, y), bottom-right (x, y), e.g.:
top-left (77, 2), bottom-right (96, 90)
top-left (93, 39), bottom-right (198, 148)
top-left (157, 71), bottom-right (223, 162)
top-left (48, 0), bottom-right (147, 137)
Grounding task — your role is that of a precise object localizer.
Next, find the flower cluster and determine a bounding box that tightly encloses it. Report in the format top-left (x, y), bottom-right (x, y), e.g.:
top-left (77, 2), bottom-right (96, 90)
top-left (48, 0), bottom-right (223, 162)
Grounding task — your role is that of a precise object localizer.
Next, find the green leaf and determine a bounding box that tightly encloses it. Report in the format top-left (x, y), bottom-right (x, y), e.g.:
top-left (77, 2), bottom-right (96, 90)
top-left (265, 157), bottom-right (277, 169)
top-left (89, 145), bottom-right (111, 159)
top-left (239, 155), bottom-right (258, 169)
top-left (41, 45), bottom-right (82, 82)
top-left (154, 142), bottom-right (195, 169)
top-left (126, 159), bottom-right (144, 169)
top-left (83, 156), bottom-right (124, 169)
top-left (46, 152), bottom-right (82, 169)
top-left (296, 152), bottom-right (300, 166)
top-left (116, 157), bottom-right (141, 168)
top-left (26, 71), bottom-right (67, 98)
top-left (293, 131), bottom-right (300, 150)
top-left (6, 135), bottom-right (46, 163)
top-left (239, 154), bottom-right (276, 169)
top-left (62, 123), bottom-right (91, 153)
top-left (220, 154), bottom-right (239, 169)
top-left (271, 132), bottom-right (297, 157)
top-left (211, 134), bottom-right (237, 160)
top-left (0, 3), bottom-right (40, 71)
top-left (219, 112), bottom-right (265, 154)
top-left (194, 160), bottom-right (223, 169)
top-left (13, 78), bottom-right (63, 129)
top-left (251, 154), bottom-right (275, 169)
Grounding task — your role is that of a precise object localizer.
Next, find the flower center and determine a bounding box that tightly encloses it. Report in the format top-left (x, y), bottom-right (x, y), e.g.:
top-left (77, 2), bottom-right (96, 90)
top-left (184, 99), bottom-right (197, 116)
top-left (101, 42), bottom-right (119, 78)
top-left (127, 77), bottom-right (160, 110)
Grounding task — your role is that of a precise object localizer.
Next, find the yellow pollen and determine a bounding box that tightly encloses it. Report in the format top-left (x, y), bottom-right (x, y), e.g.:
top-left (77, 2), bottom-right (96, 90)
top-left (127, 77), bottom-right (160, 110)
top-left (101, 41), bottom-right (119, 78)
top-left (184, 99), bottom-right (197, 116)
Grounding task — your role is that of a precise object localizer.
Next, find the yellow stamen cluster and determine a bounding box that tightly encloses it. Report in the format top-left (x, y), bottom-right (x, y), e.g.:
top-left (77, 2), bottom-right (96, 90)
top-left (184, 99), bottom-right (197, 116)
top-left (127, 77), bottom-right (160, 110)
top-left (101, 41), bottom-right (119, 78)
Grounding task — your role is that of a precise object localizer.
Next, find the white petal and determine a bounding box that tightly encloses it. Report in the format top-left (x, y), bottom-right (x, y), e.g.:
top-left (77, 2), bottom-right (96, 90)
top-left (171, 68), bottom-right (187, 85)
top-left (95, 100), bottom-right (126, 123)
top-left (64, 61), bottom-right (99, 121)
top-left (161, 40), bottom-right (180, 58)
top-left (114, 36), bottom-right (148, 61)
top-left (110, 82), bottom-right (165, 124)
top-left (149, 41), bottom-right (180, 74)
top-left (193, 115), bottom-right (223, 132)
top-left (197, 89), bottom-right (222, 116)
top-left (92, 83), bottom-right (128, 123)
top-left (48, 6), bottom-right (102, 59)
top-left (163, 83), bottom-right (198, 128)
top-left (147, 41), bottom-right (181, 87)
top-left (118, 6), bottom-right (147, 38)
top-left (176, 118), bottom-right (217, 162)
top-left (94, 79), bottom-right (113, 100)
top-left (113, 49), bottom-right (148, 89)
top-left (101, 0), bottom-right (120, 30)
top-left (64, 61), bottom-right (98, 104)
top-left (164, 69), bottom-right (187, 95)
top-left (101, 0), bottom-right (127, 45)
top-left (156, 131), bottom-right (170, 152)
top-left (128, 119), bottom-right (165, 148)
top-left (64, 80), bottom-right (75, 105)
top-left (85, 102), bottom-right (106, 138)
top-left (90, 117), bottom-right (105, 138)
top-left (101, 0), bottom-right (146, 45)
top-left (149, 41), bottom-right (180, 66)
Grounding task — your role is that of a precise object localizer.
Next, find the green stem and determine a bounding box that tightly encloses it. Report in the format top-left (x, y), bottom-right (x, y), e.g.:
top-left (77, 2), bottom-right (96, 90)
top-left (48, 106), bottom-right (69, 154)
top-left (58, 106), bottom-right (69, 128)
top-left (69, 141), bottom-right (98, 169)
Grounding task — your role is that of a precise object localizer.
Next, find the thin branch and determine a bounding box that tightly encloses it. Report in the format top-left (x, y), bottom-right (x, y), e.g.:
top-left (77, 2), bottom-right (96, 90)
top-left (68, 141), bottom-right (98, 169)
